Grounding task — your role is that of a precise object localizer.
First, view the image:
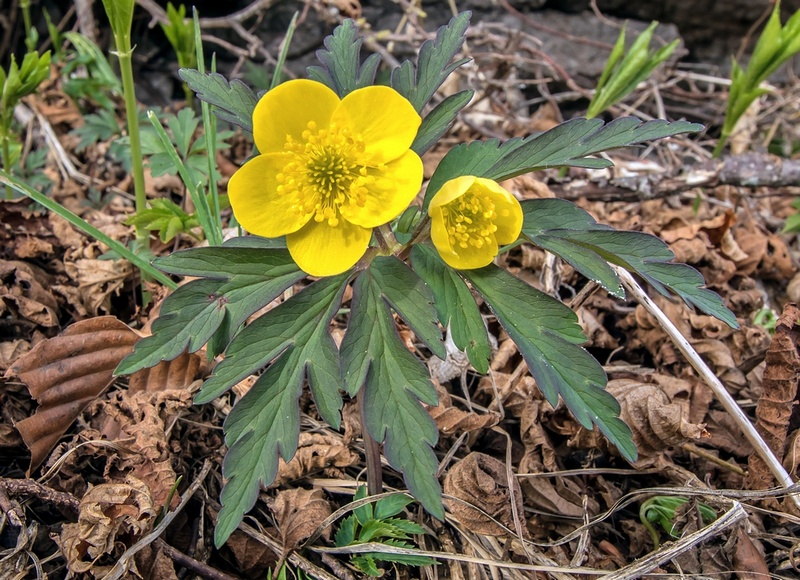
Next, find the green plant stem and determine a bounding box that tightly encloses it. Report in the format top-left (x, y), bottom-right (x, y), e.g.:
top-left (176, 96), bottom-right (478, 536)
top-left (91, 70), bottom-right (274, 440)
top-left (115, 48), bottom-right (148, 244)
top-left (2, 136), bottom-right (11, 200)
top-left (359, 389), bottom-right (383, 497)
top-left (0, 170), bottom-right (177, 289)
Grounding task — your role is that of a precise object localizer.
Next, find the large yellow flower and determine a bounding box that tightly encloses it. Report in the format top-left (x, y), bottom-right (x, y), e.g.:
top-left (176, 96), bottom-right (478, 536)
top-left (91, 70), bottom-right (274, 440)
top-left (428, 176), bottom-right (523, 269)
top-left (228, 79), bottom-right (424, 276)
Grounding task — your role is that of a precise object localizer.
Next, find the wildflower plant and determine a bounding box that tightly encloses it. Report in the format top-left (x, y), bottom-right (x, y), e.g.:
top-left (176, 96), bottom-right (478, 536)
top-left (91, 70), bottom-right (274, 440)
top-left (116, 13), bottom-right (738, 548)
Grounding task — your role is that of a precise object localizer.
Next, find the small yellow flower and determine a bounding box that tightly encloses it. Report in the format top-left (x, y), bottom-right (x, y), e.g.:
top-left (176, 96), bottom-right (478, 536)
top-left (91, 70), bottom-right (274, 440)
top-left (428, 176), bottom-right (523, 269)
top-left (228, 79), bottom-right (424, 276)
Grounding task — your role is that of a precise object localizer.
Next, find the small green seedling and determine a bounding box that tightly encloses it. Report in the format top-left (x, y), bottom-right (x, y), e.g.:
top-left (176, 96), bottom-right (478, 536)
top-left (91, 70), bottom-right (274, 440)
top-left (715, 0), bottom-right (800, 156)
top-left (586, 21), bottom-right (679, 119)
top-left (334, 488), bottom-right (435, 577)
top-left (160, 3), bottom-right (197, 105)
top-left (125, 198), bottom-right (202, 243)
top-left (640, 496), bottom-right (717, 547)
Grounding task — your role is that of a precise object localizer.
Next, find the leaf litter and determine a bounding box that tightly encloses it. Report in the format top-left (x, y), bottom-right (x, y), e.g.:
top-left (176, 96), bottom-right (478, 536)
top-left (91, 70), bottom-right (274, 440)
top-left (1, 3), bottom-right (800, 578)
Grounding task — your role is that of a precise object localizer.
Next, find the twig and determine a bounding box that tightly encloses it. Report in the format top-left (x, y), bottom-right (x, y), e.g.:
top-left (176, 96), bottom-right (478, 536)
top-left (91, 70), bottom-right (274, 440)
top-left (101, 460), bottom-right (213, 580)
top-left (682, 442), bottom-right (747, 476)
top-left (0, 477), bottom-right (80, 520)
top-left (153, 538), bottom-right (239, 580)
top-left (599, 501), bottom-right (748, 579)
top-left (615, 267), bottom-right (800, 511)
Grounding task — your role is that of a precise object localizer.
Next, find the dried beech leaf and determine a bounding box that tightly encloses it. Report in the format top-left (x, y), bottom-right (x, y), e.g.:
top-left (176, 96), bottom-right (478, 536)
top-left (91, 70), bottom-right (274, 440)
top-left (0, 259), bottom-right (59, 327)
top-left (443, 452), bottom-right (527, 538)
top-left (6, 317), bottom-right (140, 473)
top-left (570, 379), bottom-right (706, 465)
top-left (0, 339), bottom-right (29, 371)
top-left (273, 433), bottom-right (359, 487)
top-left (271, 488), bottom-right (331, 558)
top-left (127, 350), bottom-right (202, 394)
top-left (226, 530), bottom-right (278, 576)
top-left (426, 382), bottom-right (500, 436)
top-left (733, 527), bottom-right (770, 579)
top-left (58, 475), bottom-right (155, 577)
top-left (748, 303), bottom-right (800, 491)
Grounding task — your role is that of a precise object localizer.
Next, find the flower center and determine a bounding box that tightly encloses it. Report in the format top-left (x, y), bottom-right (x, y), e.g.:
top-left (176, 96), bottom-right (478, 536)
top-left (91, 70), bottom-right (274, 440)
top-left (276, 121), bottom-right (374, 227)
top-left (445, 191), bottom-right (499, 249)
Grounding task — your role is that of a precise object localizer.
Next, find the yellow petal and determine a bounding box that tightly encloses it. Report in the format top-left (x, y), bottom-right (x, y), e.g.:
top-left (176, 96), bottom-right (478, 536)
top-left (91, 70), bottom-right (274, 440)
top-left (430, 206), bottom-right (498, 270)
top-left (341, 150), bottom-right (423, 228)
top-left (428, 175), bottom-right (476, 209)
top-left (287, 219), bottom-right (372, 277)
top-left (474, 178), bottom-right (523, 244)
top-left (253, 79), bottom-right (340, 154)
top-left (332, 86), bottom-right (421, 163)
top-left (228, 153), bottom-right (310, 237)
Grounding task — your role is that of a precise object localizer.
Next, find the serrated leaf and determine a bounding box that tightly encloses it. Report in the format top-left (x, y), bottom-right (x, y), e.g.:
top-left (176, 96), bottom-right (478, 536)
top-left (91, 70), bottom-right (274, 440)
top-left (213, 275), bottom-right (348, 547)
top-left (334, 514), bottom-right (358, 547)
top-left (352, 554), bottom-right (380, 577)
top-left (179, 69), bottom-right (258, 132)
top-left (411, 89), bottom-right (473, 156)
top-left (382, 517), bottom-right (426, 536)
top-left (306, 19), bottom-right (380, 97)
top-left (115, 248), bottom-right (303, 376)
top-left (364, 539), bottom-right (436, 567)
top-left (391, 12), bottom-right (471, 112)
top-left (520, 199), bottom-right (738, 327)
top-left (425, 117), bottom-right (702, 207)
top-left (463, 265), bottom-right (637, 461)
top-left (369, 256), bottom-right (445, 359)
top-left (411, 244), bottom-right (491, 373)
top-left (341, 267), bottom-right (444, 520)
top-left (373, 493), bottom-right (415, 521)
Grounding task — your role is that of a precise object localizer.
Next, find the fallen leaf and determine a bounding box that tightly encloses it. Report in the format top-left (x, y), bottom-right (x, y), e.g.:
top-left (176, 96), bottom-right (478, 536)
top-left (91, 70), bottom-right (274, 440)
top-left (6, 317), bottom-right (139, 473)
top-left (271, 488), bottom-right (331, 559)
top-left (273, 432), bottom-right (359, 486)
top-left (426, 382), bottom-right (500, 436)
top-left (0, 339), bottom-right (30, 371)
top-left (747, 303), bottom-right (800, 493)
top-left (0, 259), bottom-right (59, 327)
top-left (733, 527), bottom-right (770, 580)
top-left (444, 452), bottom-right (527, 538)
top-left (58, 475), bottom-right (155, 577)
top-left (65, 258), bottom-right (133, 316)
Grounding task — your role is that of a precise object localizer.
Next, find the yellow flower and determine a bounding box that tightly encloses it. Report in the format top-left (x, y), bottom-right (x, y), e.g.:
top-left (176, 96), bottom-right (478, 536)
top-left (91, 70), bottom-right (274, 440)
top-left (228, 79), bottom-right (424, 276)
top-left (428, 176), bottom-right (523, 269)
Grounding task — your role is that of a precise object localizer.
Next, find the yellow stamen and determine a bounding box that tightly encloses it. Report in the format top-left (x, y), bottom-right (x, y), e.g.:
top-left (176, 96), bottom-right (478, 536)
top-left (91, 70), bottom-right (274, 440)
top-left (444, 191), bottom-right (498, 250)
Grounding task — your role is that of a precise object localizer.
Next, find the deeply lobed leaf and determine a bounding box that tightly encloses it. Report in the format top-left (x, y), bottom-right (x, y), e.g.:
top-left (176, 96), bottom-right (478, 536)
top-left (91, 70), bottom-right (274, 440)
top-left (306, 19), bottom-right (380, 98)
top-left (179, 69), bottom-right (259, 132)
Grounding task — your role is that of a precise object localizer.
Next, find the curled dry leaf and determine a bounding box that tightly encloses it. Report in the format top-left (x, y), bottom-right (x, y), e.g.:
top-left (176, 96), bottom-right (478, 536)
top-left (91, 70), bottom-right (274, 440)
top-left (271, 488), bottom-right (331, 559)
top-left (747, 303), bottom-right (800, 492)
top-left (570, 379), bottom-right (706, 465)
top-left (426, 382), bottom-right (500, 436)
top-left (0, 259), bottom-right (59, 327)
top-left (443, 452), bottom-right (527, 538)
top-left (6, 316), bottom-right (139, 473)
top-left (58, 475), bottom-right (155, 577)
top-left (65, 258), bottom-right (133, 316)
top-left (273, 432), bottom-right (359, 487)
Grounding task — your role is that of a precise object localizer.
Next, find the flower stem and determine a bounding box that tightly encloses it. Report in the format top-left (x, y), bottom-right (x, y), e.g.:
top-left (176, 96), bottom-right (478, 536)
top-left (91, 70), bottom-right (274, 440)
top-left (2, 136), bottom-right (11, 200)
top-left (114, 45), bottom-right (148, 245)
top-left (359, 390), bottom-right (383, 497)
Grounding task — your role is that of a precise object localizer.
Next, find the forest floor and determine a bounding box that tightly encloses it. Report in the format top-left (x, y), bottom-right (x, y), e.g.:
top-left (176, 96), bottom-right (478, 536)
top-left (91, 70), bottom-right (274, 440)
top-left (1, 1), bottom-right (800, 579)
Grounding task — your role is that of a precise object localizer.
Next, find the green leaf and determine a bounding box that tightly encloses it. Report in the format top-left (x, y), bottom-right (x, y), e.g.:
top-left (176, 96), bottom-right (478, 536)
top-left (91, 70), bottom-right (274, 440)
top-left (341, 266), bottom-right (444, 520)
top-left (520, 199), bottom-right (738, 327)
top-left (213, 275), bottom-right (348, 547)
top-left (391, 12), bottom-right (471, 112)
top-left (369, 256), bottom-right (445, 359)
top-left (425, 117), bottom-right (702, 207)
top-left (353, 485), bottom-right (373, 525)
top-left (71, 109), bottom-right (121, 152)
top-left (115, 248), bottom-right (303, 376)
top-left (363, 539), bottom-right (436, 567)
top-left (783, 211), bottom-right (800, 234)
top-left (352, 554), bottom-right (381, 577)
top-left (411, 89), bottom-right (473, 156)
top-left (179, 69), bottom-right (258, 132)
top-left (463, 265), bottom-right (637, 462)
top-left (334, 514), bottom-right (358, 547)
top-left (373, 493), bottom-right (415, 521)
top-left (307, 19), bottom-right (380, 98)
top-left (411, 244), bottom-right (491, 373)
top-left (100, 0), bottom-right (134, 45)
top-left (124, 198), bottom-right (199, 242)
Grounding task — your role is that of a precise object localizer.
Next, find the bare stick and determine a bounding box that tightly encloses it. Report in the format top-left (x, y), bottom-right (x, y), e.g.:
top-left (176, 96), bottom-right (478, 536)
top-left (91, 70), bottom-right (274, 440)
top-left (615, 267), bottom-right (800, 510)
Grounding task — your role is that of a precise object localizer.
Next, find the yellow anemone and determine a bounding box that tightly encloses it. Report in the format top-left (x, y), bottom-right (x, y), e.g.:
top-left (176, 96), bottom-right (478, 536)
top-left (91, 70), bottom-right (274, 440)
top-left (228, 79), bottom-right (424, 276)
top-left (428, 176), bottom-right (523, 269)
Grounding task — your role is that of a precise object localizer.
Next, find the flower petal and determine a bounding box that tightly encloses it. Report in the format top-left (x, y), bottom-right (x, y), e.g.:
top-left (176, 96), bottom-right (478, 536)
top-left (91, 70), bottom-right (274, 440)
top-left (287, 219), bottom-right (371, 277)
top-left (332, 86), bottom-right (421, 163)
top-left (341, 150), bottom-right (423, 228)
top-left (253, 79), bottom-right (340, 154)
top-left (428, 175), bottom-right (476, 209)
top-left (430, 206), bottom-right (498, 270)
top-left (474, 178), bottom-right (523, 244)
top-left (228, 153), bottom-right (310, 237)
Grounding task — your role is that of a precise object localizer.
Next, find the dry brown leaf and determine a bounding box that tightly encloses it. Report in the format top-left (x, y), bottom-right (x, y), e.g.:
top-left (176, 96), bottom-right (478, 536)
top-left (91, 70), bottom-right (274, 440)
top-left (0, 259), bottom-right (59, 327)
top-left (65, 258), bottom-right (133, 316)
top-left (225, 530), bottom-right (278, 576)
top-left (58, 475), bottom-right (155, 577)
top-left (6, 317), bottom-right (139, 473)
top-left (426, 382), bottom-right (500, 436)
top-left (569, 379), bottom-right (706, 465)
top-left (747, 303), bottom-right (800, 492)
top-left (273, 432), bottom-right (359, 486)
top-left (271, 488), bottom-right (331, 559)
top-left (128, 350), bottom-right (202, 394)
top-left (443, 452), bottom-right (527, 538)
top-left (732, 527), bottom-right (770, 580)
top-left (0, 339), bottom-right (29, 371)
